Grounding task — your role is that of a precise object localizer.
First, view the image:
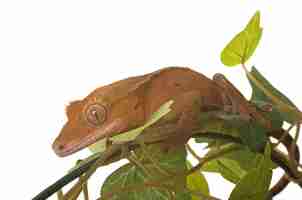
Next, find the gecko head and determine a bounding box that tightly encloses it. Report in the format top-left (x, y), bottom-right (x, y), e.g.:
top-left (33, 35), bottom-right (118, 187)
top-left (52, 77), bottom-right (147, 157)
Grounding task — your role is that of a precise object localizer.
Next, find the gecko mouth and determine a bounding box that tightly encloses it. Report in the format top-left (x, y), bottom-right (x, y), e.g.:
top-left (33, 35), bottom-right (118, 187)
top-left (52, 119), bottom-right (125, 157)
top-left (52, 133), bottom-right (101, 157)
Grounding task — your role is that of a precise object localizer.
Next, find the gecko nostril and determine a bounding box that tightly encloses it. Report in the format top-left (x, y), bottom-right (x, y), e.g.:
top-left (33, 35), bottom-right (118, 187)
top-left (57, 144), bottom-right (64, 150)
top-left (53, 142), bottom-right (65, 152)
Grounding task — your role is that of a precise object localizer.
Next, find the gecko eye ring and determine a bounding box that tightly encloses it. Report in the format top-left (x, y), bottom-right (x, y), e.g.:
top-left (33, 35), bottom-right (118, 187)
top-left (85, 103), bottom-right (107, 126)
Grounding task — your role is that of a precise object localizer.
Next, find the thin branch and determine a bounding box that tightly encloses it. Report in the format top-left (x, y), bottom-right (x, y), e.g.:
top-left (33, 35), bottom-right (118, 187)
top-left (272, 124), bottom-right (295, 149)
top-left (186, 144), bottom-right (203, 162)
top-left (56, 190), bottom-right (63, 200)
top-left (127, 152), bottom-right (152, 178)
top-left (291, 124), bottom-right (301, 169)
top-left (80, 176), bottom-right (89, 200)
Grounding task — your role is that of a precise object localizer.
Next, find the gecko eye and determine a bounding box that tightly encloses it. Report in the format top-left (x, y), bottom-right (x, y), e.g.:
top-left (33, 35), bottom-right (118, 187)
top-left (85, 104), bottom-right (107, 126)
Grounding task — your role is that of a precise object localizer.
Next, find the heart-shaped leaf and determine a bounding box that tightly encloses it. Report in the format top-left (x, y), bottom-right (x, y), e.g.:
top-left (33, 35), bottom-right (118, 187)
top-left (221, 11), bottom-right (262, 67)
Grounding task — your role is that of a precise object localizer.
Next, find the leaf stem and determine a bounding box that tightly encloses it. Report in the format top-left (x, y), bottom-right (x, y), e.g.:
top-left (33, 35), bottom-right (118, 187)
top-left (127, 152), bottom-right (153, 178)
top-left (185, 144), bottom-right (203, 162)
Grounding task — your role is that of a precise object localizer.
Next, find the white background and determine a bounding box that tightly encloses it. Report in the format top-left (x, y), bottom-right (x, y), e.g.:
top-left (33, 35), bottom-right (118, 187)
top-left (1, 0), bottom-right (302, 199)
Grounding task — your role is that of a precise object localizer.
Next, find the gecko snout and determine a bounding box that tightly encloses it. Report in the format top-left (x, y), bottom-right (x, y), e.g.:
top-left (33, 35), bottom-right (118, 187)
top-left (52, 141), bottom-right (66, 157)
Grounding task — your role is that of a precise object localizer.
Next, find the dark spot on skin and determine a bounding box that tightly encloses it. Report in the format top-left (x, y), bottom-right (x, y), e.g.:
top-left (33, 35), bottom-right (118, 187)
top-left (134, 102), bottom-right (140, 110)
top-left (174, 83), bottom-right (181, 87)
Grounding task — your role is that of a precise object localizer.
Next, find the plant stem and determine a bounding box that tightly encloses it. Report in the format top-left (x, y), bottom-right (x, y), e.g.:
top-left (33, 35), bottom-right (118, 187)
top-left (80, 176), bottom-right (89, 200)
top-left (272, 124), bottom-right (295, 149)
top-left (56, 190), bottom-right (63, 200)
top-left (186, 144), bottom-right (203, 162)
top-left (62, 144), bottom-right (122, 200)
top-left (127, 152), bottom-right (153, 178)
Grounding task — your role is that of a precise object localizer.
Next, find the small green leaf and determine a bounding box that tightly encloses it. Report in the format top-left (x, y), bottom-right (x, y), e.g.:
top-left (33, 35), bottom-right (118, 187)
top-left (202, 149), bottom-right (248, 183)
top-left (228, 144), bottom-right (272, 200)
top-left (195, 114), bottom-right (244, 141)
top-left (252, 100), bottom-right (283, 130)
top-left (88, 138), bottom-right (107, 154)
top-left (88, 100), bottom-right (174, 153)
top-left (186, 161), bottom-right (210, 199)
top-left (221, 11), bottom-right (262, 67)
top-left (196, 111), bottom-right (268, 152)
top-left (216, 158), bottom-right (247, 183)
top-left (248, 66), bottom-right (300, 124)
top-left (238, 120), bottom-right (268, 152)
top-left (111, 100), bottom-right (174, 143)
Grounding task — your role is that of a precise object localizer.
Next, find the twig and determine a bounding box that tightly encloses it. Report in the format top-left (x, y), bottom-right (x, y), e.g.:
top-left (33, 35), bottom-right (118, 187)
top-left (80, 176), bottom-right (89, 200)
top-left (186, 144), bottom-right (203, 162)
top-left (291, 124), bottom-right (301, 169)
top-left (56, 190), bottom-right (63, 200)
top-left (127, 152), bottom-right (152, 178)
top-left (272, 124), bottom-right (295, 149)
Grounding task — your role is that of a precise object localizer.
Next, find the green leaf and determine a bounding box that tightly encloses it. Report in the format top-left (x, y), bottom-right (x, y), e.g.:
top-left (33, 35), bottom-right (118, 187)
top-left (245, 11), bottom-right (261, 33)
top-left (186, 161), bottom-right (210, 199)
top-left (111, 100), bottom-right (174, 143)
top-left (195, 111), bottom-right (268, 152)
top-left (201, 144), bottom-right (276, 184)
top-left (228, 144), bottom-right (272, 200)
top-left (195, 115), bottom-right (244, 141)
top-left (101, 146), bottom-right (190, 200)
top-left (88, 100), bottom-right (174, 153)
top-left (248, 66), bottom-right (300, 124)
top-left (202, 148), bottom-right (249, 183)
top-left (88, 138), bottom-right (107, 154)
top-left (238, 120), bottom-right (268, 152)
top-left (252, 100), bottom-right (283, 130)
top-left (216, 159), bottom-right (246, 183)
top-left (101, 163), bottom-right (171, 200)
top-left (221, 11), bottom-right (262, 66)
